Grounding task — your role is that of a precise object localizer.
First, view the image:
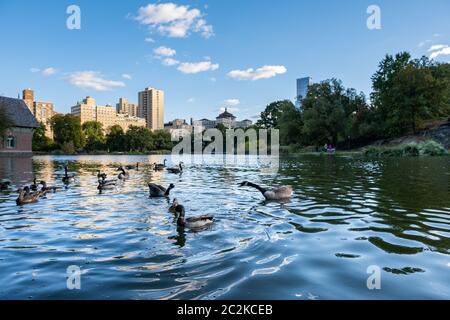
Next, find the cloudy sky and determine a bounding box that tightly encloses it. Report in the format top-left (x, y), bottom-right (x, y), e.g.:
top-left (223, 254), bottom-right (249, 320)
top-left (0, 0), bottom-right (449, 121)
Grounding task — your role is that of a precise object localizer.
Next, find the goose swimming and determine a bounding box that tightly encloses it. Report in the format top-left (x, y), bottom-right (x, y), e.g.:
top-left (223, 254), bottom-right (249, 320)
top-left (40, 181), bottom-right (63, 193)
top-left (62, 165), bottom-right (75, 184)
top-left (167, 162), bottom-right (184, 174)
top-left (117, 167), bottom-right (129, 180)
top-left (0, 180), bottom-right (11, 191)
top-left (154, 159), bottom-right (167, 171)
top-left (175, 205), bottom-right (214, 229)
top-left (239, 181), bottom-right (293, 200)
top-left (148, 183), bottom-right (174, 197)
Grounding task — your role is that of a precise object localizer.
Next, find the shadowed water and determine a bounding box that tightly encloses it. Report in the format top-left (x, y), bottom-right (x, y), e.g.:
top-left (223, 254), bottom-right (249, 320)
top-left (0, 155), bottom-right (449, 300)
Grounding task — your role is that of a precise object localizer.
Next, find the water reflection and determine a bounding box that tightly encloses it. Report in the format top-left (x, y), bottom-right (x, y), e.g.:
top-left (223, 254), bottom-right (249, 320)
top-left (0, 155), bottom-right (449, 300)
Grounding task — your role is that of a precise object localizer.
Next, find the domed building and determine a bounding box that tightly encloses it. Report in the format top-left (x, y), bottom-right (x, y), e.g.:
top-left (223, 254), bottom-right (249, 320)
top-left (216, 108), bottom-right (237, 129)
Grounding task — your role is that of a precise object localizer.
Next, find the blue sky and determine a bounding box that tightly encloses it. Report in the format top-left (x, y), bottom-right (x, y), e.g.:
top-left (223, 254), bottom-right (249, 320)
top-left (0, 0), bottom-right (449, 122)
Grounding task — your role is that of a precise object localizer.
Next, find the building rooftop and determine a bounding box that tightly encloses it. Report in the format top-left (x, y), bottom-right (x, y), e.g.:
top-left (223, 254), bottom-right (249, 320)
top-left (0, 96), bottom-right (40, 129)
top-left (217, 108), bottom-right (236, 120)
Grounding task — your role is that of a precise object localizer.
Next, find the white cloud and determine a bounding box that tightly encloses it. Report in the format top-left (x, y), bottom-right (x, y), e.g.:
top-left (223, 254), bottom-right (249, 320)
top-left (135, 2), bottom-right (213, 38)
top-left (162, 57), bottom-right (180, 66)
top-left (227, 65), bottom-right (287, 81)
top-left (429, 44), bottom-right (450, 59)
top-left (122, 74), bottom-right (132, 80)
top-left (428, 44), bottom-right (448, 52)
top-left (42, 67), bottom-right (57, 76)
top-left (177, 60), bottom-right (219, 74)
top-left (67, 71), bottom-right (126, 91)
top-left (418, 40), bottom-right (431, 47)
top-left (224, 99), bottom-right (240, 106)
top-left (30, 67), bottom-right (41, 73)
top-left (144, 37), bottom-right (155, 43)
top-left (154, 46), bottom-right (176, 57)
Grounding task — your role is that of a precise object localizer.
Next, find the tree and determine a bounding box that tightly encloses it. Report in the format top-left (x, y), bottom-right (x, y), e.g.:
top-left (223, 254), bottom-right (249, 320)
top-left (106, 125), bottom-right (127, 152)
top-left (370, 52), bottom-right (449, 136)
top-left (389, 64), bottom-right (447, 134)
top-left (153, 129), bottom-right (173, 151)
top-left (52, 114), bottom-right (85, 150)
top-left (256, 100), bottom-right (294, 129)
top-left (126, 126), bottom-right (154, 152)
top-left (82, 121), bottom-right (105, 152)
top-left (32, 122), bottom-right (53, 151)
top-left (278, 103), bottom-right (303, 146)
top-left (0, 108), bottom-right (12, 137)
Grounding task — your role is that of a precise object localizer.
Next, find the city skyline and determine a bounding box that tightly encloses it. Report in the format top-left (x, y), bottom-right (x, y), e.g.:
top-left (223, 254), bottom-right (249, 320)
top-left (1, 0), bottom-right (449, 122)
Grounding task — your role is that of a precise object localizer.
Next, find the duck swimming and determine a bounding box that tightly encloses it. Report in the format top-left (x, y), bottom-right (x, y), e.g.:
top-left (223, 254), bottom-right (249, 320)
top-left (117, 167), bottom-right (129, 180)
top-left (16, 187), bottom-right (43, 206)
top-left (97, 180), bottom-right (116, 192)
top-left (239, 181), bottom-right (293, 200)
top-left (167, 162), bottom-right (184, 174)
top-left (148, 183), bottom-right (174, 197)
top-left (175, 205), bottom-right (214, 229)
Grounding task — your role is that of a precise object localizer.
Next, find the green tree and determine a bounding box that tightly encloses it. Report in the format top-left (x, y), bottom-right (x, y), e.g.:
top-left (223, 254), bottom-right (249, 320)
top-left (256, 100), bottom-right (294, 129)
top-left (32, 122), bottom-right (53, 151)
top-left (153, 129), bottom-right (173, 151)
top-left (389, 64), bottom-right (447, 134)
top-left (52, 114), bottom-right (85, 150)
top-left (126, 126), bottom-right (154, 152)
top-left (106, 125), bottom-right (127, 152)
top-left (278, 103), bottom-right (304, 146)
top-left (371, 52), bottom-right (449, 136)
top-left (82, 121), bottom-right (105, 152)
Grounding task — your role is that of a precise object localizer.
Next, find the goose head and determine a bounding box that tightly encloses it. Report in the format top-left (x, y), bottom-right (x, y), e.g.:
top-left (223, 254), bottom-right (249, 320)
top-left (239, 181), bottom-right (250, 187)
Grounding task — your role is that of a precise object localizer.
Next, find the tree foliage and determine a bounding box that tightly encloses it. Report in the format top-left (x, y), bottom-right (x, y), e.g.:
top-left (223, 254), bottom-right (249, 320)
top-left (52, 114), bottom-right (85, 150)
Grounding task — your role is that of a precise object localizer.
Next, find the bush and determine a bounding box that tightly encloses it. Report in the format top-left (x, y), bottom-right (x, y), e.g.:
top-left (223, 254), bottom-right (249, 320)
top-left (364, 140), bottom-right (447, 157)
top-left (418, 140), bottom-right (448, 156)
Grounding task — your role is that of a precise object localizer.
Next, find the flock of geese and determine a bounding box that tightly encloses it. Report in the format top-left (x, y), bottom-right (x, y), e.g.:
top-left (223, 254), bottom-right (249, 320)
top-left (1, 160), bottom-right (294, 230)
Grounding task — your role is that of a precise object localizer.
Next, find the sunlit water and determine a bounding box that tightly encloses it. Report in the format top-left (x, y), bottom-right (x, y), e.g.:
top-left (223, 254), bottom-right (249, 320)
top-left (0, 155), bottom-right (449, 300)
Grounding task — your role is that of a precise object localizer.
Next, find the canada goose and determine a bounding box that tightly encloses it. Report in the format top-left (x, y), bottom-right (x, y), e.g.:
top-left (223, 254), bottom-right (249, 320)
top-left (30, 178), bottom-right (38, 191)
top-left (117, 167), bottom-right (129, 180)
top-left (175, 205), bottom-right (214, 229)
top-left (239, 181), bottom-right (293, 200)
top-left (16, 187), bottom-right (43, 206)
top-left (169, 198), bottom-right (179, 213)
top-left (62, 165), bottom-right (75, 184)
top-left (97, 180), bottom-right (116, 192)
top-left (40, 181), bottom-right (63, 193)
top-left (99, 176), bottom-right (117, 186)
top-left (154, 159), bottom-right (167, 171)
top-left (0, 180), bottom-right (11, 191)
top-left (148, 183), bottom-right (174, 197)
top-left (126, 162), bottom-right (139, 170)
top-left (167, 162), bottom-right (184, 174)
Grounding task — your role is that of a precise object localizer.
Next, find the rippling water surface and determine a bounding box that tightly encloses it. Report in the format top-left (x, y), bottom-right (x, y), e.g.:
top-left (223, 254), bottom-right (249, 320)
top-left (0, 155), bottom-right (449, 300)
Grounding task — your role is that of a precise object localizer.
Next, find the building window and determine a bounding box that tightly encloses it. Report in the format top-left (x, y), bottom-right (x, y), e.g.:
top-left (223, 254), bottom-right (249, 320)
top-left (6, 135), bottom-right (16, 149)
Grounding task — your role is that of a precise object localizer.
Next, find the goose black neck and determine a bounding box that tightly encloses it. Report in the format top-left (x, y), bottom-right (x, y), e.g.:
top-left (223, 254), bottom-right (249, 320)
top-left (164, 185), bottom-right (174, 196)
top-left (247, 182), bottom-right (267, 195)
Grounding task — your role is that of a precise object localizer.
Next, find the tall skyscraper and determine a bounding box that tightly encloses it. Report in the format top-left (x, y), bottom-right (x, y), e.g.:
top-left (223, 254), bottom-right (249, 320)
top-left (138, 87), bottom-right (164, 131)
top-left (296, 77), bottom-right (313, 108)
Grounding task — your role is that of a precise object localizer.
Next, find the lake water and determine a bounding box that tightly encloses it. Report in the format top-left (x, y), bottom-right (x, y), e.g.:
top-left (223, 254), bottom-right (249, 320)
top-left (0, 155), bottom-right (449, 300)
